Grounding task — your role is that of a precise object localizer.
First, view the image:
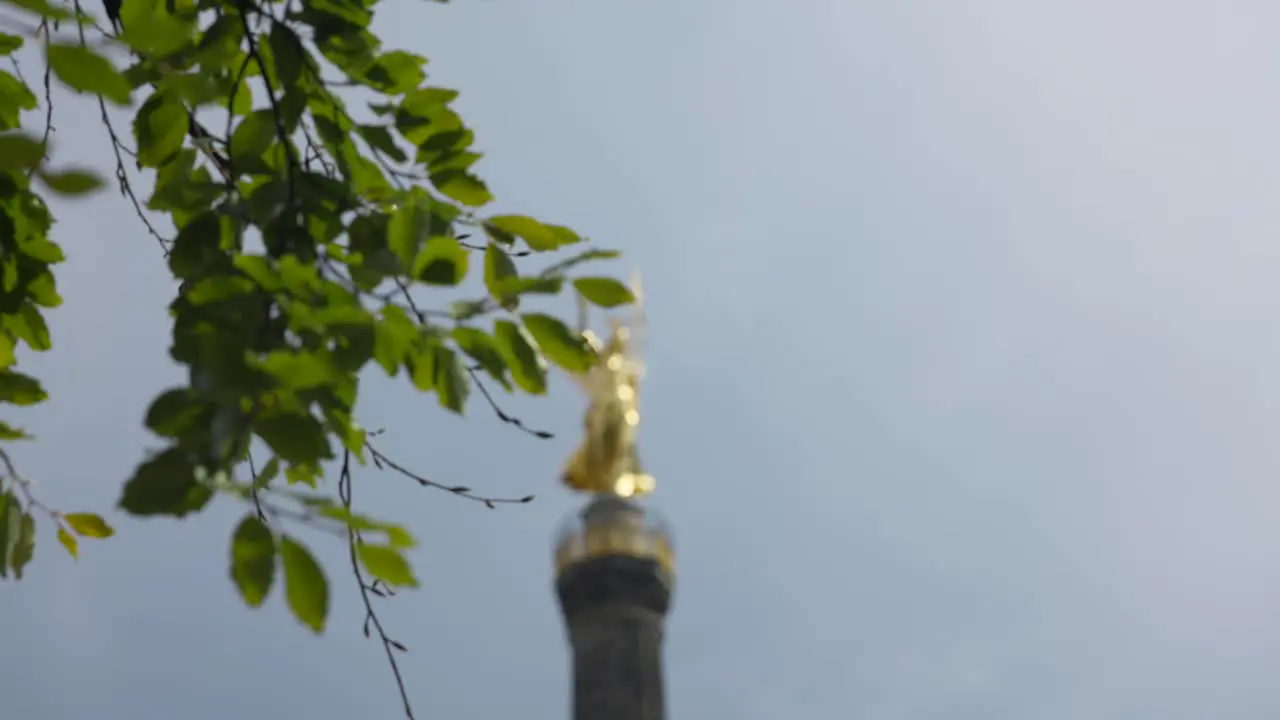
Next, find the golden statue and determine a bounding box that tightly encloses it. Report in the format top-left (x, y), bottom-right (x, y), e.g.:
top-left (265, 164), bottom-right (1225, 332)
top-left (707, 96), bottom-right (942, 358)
top-left (561, 271), bottom-right (656, 498)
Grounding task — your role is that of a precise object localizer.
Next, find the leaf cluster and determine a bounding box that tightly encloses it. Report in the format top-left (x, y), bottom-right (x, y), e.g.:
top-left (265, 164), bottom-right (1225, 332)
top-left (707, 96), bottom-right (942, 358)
top-left (0, 0), bottom-right (635, 693)
top-left (0, 33), bottom-right (115, 574)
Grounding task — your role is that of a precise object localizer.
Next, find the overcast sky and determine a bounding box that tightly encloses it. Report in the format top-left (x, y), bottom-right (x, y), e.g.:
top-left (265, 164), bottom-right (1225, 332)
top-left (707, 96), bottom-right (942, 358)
top-left (7, 0), bottom-right (1280, 718)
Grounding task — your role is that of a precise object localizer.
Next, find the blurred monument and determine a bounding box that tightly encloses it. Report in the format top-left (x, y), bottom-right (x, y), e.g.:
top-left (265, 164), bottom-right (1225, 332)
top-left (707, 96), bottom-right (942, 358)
top-left (553, 275), bottom-right (674, 720)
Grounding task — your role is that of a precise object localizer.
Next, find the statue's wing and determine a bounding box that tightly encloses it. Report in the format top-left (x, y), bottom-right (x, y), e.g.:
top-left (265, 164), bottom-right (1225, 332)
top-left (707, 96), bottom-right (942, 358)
top-left (576, 288), bottom-right (590, 337)
top-left (627, 269), bottom-right (646, 374)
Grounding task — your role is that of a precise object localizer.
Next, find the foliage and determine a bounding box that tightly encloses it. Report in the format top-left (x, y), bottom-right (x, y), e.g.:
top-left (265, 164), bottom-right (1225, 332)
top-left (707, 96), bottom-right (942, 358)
top-left (0, 0), bottom-right (629, 714)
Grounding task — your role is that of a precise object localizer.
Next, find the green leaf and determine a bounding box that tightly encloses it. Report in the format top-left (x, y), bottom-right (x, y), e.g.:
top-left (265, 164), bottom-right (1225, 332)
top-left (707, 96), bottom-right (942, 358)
top-left (18, 304), bottom-right (53, 348)
top-left (356, 124), bottom-right (406, 163)
top-left (322, 321), bottom-right (380, 371)
top-left (311, 504), bottom-right (415, 548)
top-left (6, 303), bottom-right (52, 351)
top-left (284, 461), bottom-right (321, 487)
top-left (0, 422), bottom-right (28, 440)
top-left (428, 148), bottom-right (480, 173)
top-left (195, 14), bottom-right (241, 64)
top-left (0, 371), bottom-right (46, 405)
top-left (0, 492), bottom-right (16, 578)
top-left (134, 92), bottom-right (189, 168)
top-left (432, 343), bottom-right (470, 413)
top-left (258, 350), bottom-right (338, 390)
top-left (254, 456), bottom-right (281, 488)
top-left (308, 0), bottom-right (372, 30)
top-left (498, 275), bottom-right (563, 296)
top-left (233, 255), bottom-right (282, 291)
top-left (230, 515), bottom-right (276, 607)
top-left (386, 191), bottom-right (429, 270)
top-left (357, 544), bottom-right (418, 588)
top-left (145, 388), bottom-right (206, 438)
top-left (483, 223), bottom-right (515, 247)
top-left (280, 536), bottom-right (328, 633)
top-left (3, 256), bottom-right (19, 292)
top-left (26, 271), bottom-right (61, 308)
top-left (573, 276), bottom-right (635, 308)
top-left (398, 85), bottom-right (458, 113)
top-left (484, 243), bottom-right (518, 310)
top-left (494, 319), bottom-right (546, 395)
top-left (373, 305), bottom-right (417, 377)
top-left (0, 71), bottom-right (37, 130)
top-left (486, 215), bottom-right (581, 252)
top-left (277, 255), bottom-right (321, 294)
top-left (0, 133), bottom-right (44, 172)
top-left (408, 348), bottom-right (435, 392)
top-left (3, 0), bottom-right (70, 19)
top-left (224, 73), bottom-right (253, 116)
top-left (185, 276), bottom-right (256, 304)
top-left (118, 0), bottom-right (194, 56)
top-left (16, 238), bottom-right (63, 264)
top-left (449, 299), bottom-right (488, 322)
top-left (379, 526), bottom-right (416, 550)
top-left (0, 33), bottom-right (23, 55)
top-left (46, 44), bottom-right (131, 105)
top-left (57, 526), bottom-right (77, 559)
top-left (395, 88), bottom-right (460, 146)
top-left (267, 23), bottom-right (305, 89)
top-left (63, 513), bottom-right (115, 539)
top-left (255, 413), bottom-right (332, 464)
top-left (11, 511), bottom-right (33, 579)
top-left (247, 177), bottom-right (289, 222)
top-left (230, 110), bottom-right (278, 166)
top-left (413, 236), bottom-right (468, 286)
top-left (364, 51), bottom-right (427, 94)
top-left (522, 313), bottom-right (594, 373)
top-left (452, 326), bottom-right (510, 391)
top-left (118, 448), bottom-right (211, 517)
top-left (430, 170), bottom-right (492, 208)
top-left (37, 168), bottom-right (105, 196)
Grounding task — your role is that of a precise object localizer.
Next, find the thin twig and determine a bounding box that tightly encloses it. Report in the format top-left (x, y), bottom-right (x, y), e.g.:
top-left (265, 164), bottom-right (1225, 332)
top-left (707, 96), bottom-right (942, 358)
top-left (339, 450), bottom-right (415, 720)
top-left (38, 21), bottom-right (53, 155)
top-left (388, 277), bottom-right (547, 436)
top-left (224, 51), bottom-right (254, 192)
top-left (15, 21), bottom-right (55, 178)
top-left (0, 448), bottom-right (55, 517)
top-left (69, 0), bottom-right (170, 253)
top-left (467, 365), bottom-right (553, 439)
top-left (245, 450), bottom-right (267, 523)
top-left (365, 441), bottom-right (533, 509)
top-left (240, 9), bottom-right (296, 207)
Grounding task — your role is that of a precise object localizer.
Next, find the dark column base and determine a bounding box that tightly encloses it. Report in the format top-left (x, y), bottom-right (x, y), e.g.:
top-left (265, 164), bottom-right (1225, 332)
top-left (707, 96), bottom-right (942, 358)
top-left (557, 555), bottom-right (672, 720)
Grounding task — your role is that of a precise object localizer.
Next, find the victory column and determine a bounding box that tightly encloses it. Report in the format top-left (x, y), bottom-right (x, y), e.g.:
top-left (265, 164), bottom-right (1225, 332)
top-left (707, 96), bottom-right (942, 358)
top-left (553, 275), bottom-right (675, 720)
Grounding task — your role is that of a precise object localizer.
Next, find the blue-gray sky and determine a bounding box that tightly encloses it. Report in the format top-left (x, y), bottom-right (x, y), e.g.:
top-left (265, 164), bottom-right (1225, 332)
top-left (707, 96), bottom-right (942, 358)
top-left (8, 1), bottom-right (1280, 717)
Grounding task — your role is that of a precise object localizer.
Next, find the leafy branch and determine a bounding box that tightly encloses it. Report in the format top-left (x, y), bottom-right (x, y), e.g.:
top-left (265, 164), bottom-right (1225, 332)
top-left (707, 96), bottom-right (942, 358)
top-left (0, 0), bottom-right (640, 714)
top-left (0, 447), bottom-right (114, 576)
top-left (339, 449), bottom-right (414, 719)
top-left (222, 428), bottom-right (530, 720)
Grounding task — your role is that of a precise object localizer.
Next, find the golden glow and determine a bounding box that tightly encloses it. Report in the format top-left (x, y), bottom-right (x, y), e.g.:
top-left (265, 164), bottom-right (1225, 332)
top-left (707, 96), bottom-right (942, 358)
top-left (561, 271), bottom-right (657, 498)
